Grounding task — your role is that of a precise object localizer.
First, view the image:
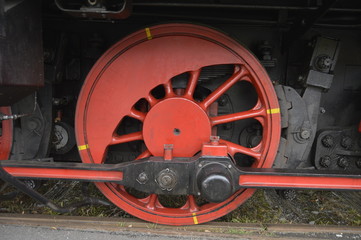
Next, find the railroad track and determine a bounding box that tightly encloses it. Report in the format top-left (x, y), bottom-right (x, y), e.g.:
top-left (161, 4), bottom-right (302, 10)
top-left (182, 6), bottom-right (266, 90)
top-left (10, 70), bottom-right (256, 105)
top-left (0, 214), bottom-right (360, 240)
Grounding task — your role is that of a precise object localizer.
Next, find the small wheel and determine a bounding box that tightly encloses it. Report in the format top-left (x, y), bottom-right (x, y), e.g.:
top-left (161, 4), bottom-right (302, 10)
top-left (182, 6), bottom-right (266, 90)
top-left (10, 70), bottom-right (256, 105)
top-left (75, 24), bottom-right (281, 225)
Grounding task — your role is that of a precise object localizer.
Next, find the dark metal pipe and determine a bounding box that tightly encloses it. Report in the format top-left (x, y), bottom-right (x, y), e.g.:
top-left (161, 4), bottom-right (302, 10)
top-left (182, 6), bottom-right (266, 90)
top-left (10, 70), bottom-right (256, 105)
top-left (133, 3), bottom-right (361, 13)
top-left (132, 12), bottom-right (279, 25)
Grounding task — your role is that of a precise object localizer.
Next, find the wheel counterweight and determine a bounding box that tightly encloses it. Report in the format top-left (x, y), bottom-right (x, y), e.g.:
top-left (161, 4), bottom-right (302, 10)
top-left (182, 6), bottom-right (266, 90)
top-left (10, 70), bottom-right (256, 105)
top-left (75, 24), bottom-right (281, 225)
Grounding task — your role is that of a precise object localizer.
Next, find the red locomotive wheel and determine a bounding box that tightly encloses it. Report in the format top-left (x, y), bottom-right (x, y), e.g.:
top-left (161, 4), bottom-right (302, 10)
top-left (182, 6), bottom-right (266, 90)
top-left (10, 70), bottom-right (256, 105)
top-left (75, 24), bottom-right (281, 225)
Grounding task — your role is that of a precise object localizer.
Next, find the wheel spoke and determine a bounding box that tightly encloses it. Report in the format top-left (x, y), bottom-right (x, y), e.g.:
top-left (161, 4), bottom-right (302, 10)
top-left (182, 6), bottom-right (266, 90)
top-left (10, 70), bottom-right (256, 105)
top-left (135, 149), bottom-right (151, 160)
top-left (200, 66), bottom-right (247, 110)
top-left (164, 81), bottom-right (174, 97)
top-left (252, 141), bottom-right (263, 153)
top-left (187, 195), bottom-right (200, 212)
top-left (220, 139), bottom-right (261, 160)
top-left (254, 99), bottom-right (265, 126)
top-left (128, 107), bottom-right (146, 122)
top-left (146, 95), bottom-right (159, 108)
top-left (185, 69), bottom-right (201, 98)
top-left (211, 108), bottom-right (265, 126)
top-left (110, 131), bottom-right (143, 146)
top-left (145, 194), bottom-right (158, 210)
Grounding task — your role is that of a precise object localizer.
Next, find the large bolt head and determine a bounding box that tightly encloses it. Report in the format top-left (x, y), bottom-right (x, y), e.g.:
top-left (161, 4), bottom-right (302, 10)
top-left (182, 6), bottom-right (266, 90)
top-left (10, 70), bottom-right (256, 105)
top-left (300, 130), bottom-right (311, 140)
top-left (320, 156), bottom-right (331, 168)
top-left (337, 157), bottom-right (349, 168)
top-left (137, 172), bottom-right (148, 184)
top-left (156, 168), bottom-right (177, 191)
top-left (341, 136), bottom-right (353, 149)
top-left (321, 135), bottom-right (334, 148)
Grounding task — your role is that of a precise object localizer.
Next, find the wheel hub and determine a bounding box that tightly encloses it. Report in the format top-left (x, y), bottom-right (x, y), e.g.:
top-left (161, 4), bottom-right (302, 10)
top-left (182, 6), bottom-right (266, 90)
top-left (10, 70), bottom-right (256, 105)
top-left (143, 97), bottom-right (211, 157)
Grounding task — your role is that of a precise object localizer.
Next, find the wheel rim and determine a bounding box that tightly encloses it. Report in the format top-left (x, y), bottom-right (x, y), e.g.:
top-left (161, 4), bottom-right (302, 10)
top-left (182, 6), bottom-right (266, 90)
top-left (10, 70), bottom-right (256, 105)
top-left (0, 107), bottom-right (13, 160)
top-left (75, 24), bottom-right (281, 225)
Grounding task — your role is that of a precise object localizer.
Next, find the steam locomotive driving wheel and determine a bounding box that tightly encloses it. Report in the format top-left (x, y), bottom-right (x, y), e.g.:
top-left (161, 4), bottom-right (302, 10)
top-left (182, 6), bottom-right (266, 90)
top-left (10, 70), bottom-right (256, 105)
top-left (75, 24), bottom-right (281, 225)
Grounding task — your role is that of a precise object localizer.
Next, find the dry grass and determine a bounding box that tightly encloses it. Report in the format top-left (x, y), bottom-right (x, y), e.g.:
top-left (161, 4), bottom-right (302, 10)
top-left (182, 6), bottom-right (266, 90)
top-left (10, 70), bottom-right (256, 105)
top-left (1, 180), bottom-right (360, 226)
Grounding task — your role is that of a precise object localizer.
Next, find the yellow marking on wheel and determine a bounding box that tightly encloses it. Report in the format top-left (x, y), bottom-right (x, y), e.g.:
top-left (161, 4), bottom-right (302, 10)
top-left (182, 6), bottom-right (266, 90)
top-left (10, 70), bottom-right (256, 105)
top-left (192, 213), bottom-right (199, 225)
top-left (78, 144), bottom-right (89, 151)
top-left (267, 108), bottom-right (280, 114)
top-left (145, 28), bottom-right (152, 40)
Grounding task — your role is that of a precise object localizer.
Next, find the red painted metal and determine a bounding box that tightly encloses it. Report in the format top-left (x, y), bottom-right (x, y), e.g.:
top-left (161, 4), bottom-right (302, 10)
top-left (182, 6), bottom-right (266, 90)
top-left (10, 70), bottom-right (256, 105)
top-left (0, 107), bottom-right (13, 160)
top-left (4, 167), bottom-right (123, 182)
top-left (143, 98), bottom-right (211, 157)
top-left (3, 158), bottom-right (360, 190)
top-left (163, 144), bottom-right (173, 161)
top-left (201, 138), bottom-right (228, 157)
top-left (239, 175), bottom-right (361, 190)
top-left (75, 23), bottom-right (281, 225)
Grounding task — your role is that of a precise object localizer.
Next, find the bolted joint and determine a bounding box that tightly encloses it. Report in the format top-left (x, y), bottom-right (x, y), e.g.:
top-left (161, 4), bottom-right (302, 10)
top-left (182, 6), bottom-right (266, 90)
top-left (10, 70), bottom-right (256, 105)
top-left (210, 136), bottom-right (220, 145)
top-left (321, 135), bottom-right (334, 148)
top-left (341, 136), bottom-right (353, 149)
top-left (136, 172), bottom-right (148, 185)
top-left (319, 155), bottom-right (331, 168)
top-left (156, 168), bottom-right (177, 191)
top-left (337, 156), bottom-right (349, 168)
top-left (300, 129), bottom-right (311, 140)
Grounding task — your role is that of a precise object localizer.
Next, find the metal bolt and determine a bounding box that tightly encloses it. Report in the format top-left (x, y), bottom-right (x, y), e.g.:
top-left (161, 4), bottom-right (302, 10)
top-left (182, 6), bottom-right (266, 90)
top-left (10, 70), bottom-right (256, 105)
top-left (300, 129), bottom-right (311, 140)
top-left (341, 136), bottom-right (353, 149)
top-left (161, 175), bottom-right (172, 185)
top-left (320, 156), bottom-right (331, 168)
top-left (210, 136), bottom-right (221, 146)
top-left (320, 107), bottom-right (326, 114)
top-left (198, 163), bottom-right (202, 168)
top-left (156, 168), bottom-right (177, 191)
top-left (137, 172), bottom-right (148, 184)
top-left (321, 135), bottom-right (334, 148)
top-left (228, 164), bottom-right (232, 169)
top-left (337, 157), bottom-right (349, 168)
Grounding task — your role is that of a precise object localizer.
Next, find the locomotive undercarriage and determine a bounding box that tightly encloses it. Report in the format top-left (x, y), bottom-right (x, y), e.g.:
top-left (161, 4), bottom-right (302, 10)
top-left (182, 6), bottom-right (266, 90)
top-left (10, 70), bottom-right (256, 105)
top-left (0, 0), bottom-right (361, 225)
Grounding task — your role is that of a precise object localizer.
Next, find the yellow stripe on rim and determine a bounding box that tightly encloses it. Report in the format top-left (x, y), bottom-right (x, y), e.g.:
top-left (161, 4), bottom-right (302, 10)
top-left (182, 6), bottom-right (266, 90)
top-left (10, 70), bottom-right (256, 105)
top-left (145, 28), bottom-right (152, 40)
top-left (266, 108), bottom-right (280, 114)
top-left (192, 213), bottom-right (199, 224)
top-left (78, 144), bottom-right (89, 151)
